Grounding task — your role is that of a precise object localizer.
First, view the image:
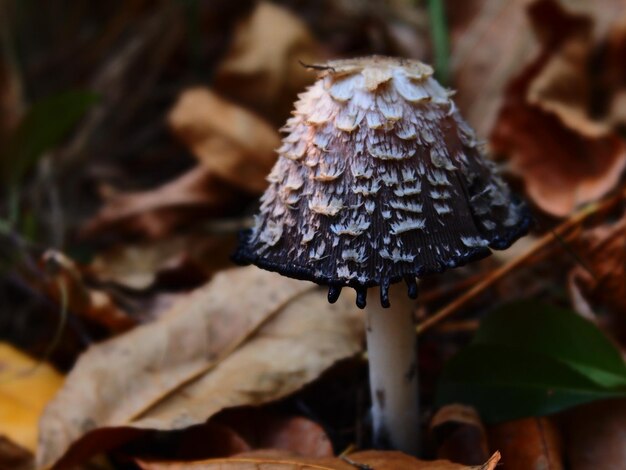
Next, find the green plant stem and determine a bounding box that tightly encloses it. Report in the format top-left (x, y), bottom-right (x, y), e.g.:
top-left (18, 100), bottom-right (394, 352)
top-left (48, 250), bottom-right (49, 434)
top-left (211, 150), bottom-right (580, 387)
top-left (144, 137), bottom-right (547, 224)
top-left (427, 0), bottom-right (450, 85)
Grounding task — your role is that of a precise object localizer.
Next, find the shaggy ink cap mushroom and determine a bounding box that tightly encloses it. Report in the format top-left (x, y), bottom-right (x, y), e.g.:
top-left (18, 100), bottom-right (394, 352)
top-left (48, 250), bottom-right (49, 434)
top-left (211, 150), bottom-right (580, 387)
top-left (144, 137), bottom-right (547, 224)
top-left (234, 56), bottom-right (530, 308)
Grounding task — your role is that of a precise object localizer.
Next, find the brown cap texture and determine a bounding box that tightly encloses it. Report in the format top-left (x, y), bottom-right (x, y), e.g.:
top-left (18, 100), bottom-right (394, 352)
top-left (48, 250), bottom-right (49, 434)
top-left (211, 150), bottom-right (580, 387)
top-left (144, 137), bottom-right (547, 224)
top-left (234, 56), bottom-right (530, 308)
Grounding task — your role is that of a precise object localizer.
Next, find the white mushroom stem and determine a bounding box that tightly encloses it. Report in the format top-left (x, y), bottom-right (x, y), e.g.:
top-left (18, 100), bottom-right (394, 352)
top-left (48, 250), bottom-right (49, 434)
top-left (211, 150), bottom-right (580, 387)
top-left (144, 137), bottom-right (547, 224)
top-left (365, 283), bottom-right (419, 455)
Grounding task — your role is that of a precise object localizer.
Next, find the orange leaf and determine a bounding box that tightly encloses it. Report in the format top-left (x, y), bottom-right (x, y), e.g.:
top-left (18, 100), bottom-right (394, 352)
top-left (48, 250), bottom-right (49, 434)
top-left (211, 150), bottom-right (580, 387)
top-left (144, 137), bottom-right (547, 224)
top-left (168, 88), bottom-right (280, 194)
top-left (0, 343), bottom-right (63, 452)
top-left (488, 418), bottom-right (563, 470)
top-left (137, 450), bottom-right (501, 470)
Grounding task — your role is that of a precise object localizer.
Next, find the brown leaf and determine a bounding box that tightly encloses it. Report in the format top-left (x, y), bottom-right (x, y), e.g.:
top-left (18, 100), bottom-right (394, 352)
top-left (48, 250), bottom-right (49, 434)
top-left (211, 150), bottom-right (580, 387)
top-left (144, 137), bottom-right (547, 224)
top-left (429, 404), bottom-right (489, 465)
top-left (490, 0), bottom-right (626, 217)
top-left (40, 250), bottom-right (135, 332)
top-left (168, 88), bottom-right (281, 194)
top-left (488, 417), bottom-right (564, 470)
top-left (86, 234), bottom-right (235, 291)
top-left (125, 420), bottom-right (252, 462)
top-left (448, 0), bottom-right (538, 136)
top-left (123, 411), bottom-right (332, 462)
top-left (561, 399), bottom-right (626, 470)
top-left (137, 449), bottom-right (502, 470)
top-left (603, 15), bottom-right (626, 127)
top-left (568, 212), bottom-right (626, 345)
top-left (212, 1), bottom-right (325, 125)
top-left (37, 267), bottom-right (364, 469)
top-left (0, 437), bottom-right (33, 470)
top-left (81, 166), bottom-right (239, 240)
top-left (218, 410), bottom-right (333, 458)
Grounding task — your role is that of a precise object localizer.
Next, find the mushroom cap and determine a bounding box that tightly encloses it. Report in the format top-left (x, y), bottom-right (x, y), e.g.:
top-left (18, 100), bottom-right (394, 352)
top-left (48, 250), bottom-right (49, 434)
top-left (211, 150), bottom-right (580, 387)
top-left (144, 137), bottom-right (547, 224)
top-left (234, 56), bottom-right (531, 307)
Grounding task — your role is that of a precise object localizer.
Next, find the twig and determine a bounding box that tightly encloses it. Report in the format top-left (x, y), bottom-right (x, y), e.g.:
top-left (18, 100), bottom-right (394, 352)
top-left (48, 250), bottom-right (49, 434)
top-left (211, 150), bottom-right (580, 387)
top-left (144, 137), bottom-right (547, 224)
top-left (298, 59), bottom-right (335, 72)
top-left (550, 228), bottom-right (598, 281)
top-left (340, 455), bottom-right (373, 470)
top-left (417, 190), bottom-right (625, 334)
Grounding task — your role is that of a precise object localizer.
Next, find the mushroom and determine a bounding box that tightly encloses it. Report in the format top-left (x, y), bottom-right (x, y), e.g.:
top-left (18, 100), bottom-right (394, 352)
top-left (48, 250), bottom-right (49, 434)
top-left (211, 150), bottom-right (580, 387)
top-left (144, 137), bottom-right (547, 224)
top-left (234, 56), bottom-right (530, 455)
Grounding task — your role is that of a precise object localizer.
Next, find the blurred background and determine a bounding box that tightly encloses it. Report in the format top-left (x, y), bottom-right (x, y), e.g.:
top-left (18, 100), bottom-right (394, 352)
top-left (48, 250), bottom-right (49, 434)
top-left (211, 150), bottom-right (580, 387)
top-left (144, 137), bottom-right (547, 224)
top-left (2, 0), bottom-right (626, 468)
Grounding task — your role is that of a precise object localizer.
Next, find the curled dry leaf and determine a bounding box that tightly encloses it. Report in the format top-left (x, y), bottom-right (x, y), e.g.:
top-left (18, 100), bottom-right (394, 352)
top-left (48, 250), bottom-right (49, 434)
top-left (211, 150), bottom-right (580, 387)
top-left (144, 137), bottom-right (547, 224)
top-left (488, 417), bottom-right (563, 470)
top-left (125, 412), bottom-right (333, 462)
top-left (0, 436), bottom-right (33, 470)
top-left (40, 250), bottom-right (135, 332)
top-left (0, 343), bottom-right (63, 452)
top-left (448, 0), bottom-right (538, 136)
top-left (568, 212), bottom-right (626, 344)
top-left (490, 0), bottom-right (626, 217)
top-left (168, 88), bottom-right (280, 194)
top-left (561, 399), bottom-right (626, 470)
top-left (81, 166), bottom-right (238, 240)
top-left (429, 404), bottom-right (489, 466)
top-left (137, 449), bottom-right (502, 470)
top-left (37, 267), bottom-right (364, 469)
top-left (87, 234), bottom-right (235, 291)
top-left (212, 1), bottom-right (325, 125)
top-left (218, 409), bottom-right (333, 458)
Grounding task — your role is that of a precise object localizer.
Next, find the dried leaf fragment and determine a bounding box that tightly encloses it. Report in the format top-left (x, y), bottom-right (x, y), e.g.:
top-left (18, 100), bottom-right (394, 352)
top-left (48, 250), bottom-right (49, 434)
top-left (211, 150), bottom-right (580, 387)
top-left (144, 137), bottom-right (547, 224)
top-left (0, 436), bottom-right (33, 470)
top-left (561, 399), bottom-right (626, 470)
top-left (491, 0), bottom-right (626, 216)
top-left (213, 1), bottom-right (325, 124)
top-left (81, 166), bottom-right (237, 239)
top-left (429, 404), bottom-right (489, 465)
top-left (87, 234), bottom-right (234, 291)
top-left (217, 410), bottom-right (333, 458)
top-left (168, 88), bottom-right (281, 194)
top-left (568, 212), bottom-right (626, 345)
top-left (448, 0), bottom-right (537, 136)
top-left (137, 449), bottom-right (502, 470)
top-left (37, 267), bottom-right (363, 469)
top-left (0, 343), bottom-right (63, 452)
top-left (41, 250), bottom-right (135, 332)
top-left (488, 417), bottom-right (563, 470)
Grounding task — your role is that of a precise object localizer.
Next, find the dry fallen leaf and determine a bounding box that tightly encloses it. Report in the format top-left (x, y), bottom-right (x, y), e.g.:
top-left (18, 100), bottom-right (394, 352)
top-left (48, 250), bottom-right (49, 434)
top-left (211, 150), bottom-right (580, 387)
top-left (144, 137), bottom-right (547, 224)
top-left (212, 1), bottom-right (325, 125)
top-left (0, 343), bottom-right (63, 452)
top-left (168, 88), bottom-right (280, 194)
top-left (429, 404), bottom-right (489, 466)
top-left (37, 267), bottom-right (364, 469)
top-left (561, 399), bottom-right (626, 470)
top-left (448, 0), bottom-right (538, 137)
top-left (528, 5), bottom-right (626, 131)
top-left (40, 250), bottom-right (136, 332)
top-left (137, 449), bottom-right (502, 470)
top-left (81, 165), bottom-right (239, 240)
top-left (488, 417), bottom-right (563, 470)
top-left (490, 0), bottom-right (626, 217)
top-left (0, 436), bottom-right (33, 470)
top-left (217, 409), bottom-right (333, 458)
top-left (568, 212), bottom-right (626, 345)
top-left (125, 411), bottom-right (333, 462)
top-left (87, 234), bottom-right (235, 291)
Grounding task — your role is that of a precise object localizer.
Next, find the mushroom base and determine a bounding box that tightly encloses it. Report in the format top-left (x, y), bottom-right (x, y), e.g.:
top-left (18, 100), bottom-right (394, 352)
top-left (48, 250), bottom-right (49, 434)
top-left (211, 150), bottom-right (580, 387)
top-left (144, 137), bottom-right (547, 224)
top-left (365, 284), bottom-right (420, 455)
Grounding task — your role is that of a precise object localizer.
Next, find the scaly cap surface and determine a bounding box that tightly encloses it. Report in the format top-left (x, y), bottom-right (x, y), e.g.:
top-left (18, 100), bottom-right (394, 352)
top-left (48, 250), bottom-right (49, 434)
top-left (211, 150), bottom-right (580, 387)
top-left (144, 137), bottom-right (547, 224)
top-left (235, 56), bottom-right (530, 307)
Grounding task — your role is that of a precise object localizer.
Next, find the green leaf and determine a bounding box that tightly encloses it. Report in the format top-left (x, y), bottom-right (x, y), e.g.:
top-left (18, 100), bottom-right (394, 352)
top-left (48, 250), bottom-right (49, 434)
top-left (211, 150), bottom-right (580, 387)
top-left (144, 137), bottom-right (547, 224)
top-left (1, 90), bottom-right (100, 184)
top-left (474, 302), bottom-right (626, 388)
top-left (436, 301), bottom-right (626, 423)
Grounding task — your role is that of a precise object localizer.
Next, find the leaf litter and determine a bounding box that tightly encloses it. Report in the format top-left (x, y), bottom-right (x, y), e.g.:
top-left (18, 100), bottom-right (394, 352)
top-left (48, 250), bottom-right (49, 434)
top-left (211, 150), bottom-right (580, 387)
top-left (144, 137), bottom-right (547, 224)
top-left (136, 450), bottom-right (502, 470)
top-left (490, 0), bottom-right (626, 217)
top-left (37, 267), bottom-right (364, 469)
top-left (2, 0), bottom-right (626, 469)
